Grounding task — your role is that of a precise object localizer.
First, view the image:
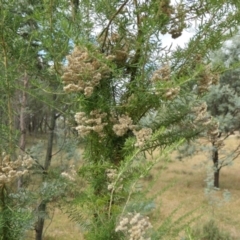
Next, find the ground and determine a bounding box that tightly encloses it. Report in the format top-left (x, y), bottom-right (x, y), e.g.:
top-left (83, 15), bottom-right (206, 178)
top-left (30, 135), bottom-right (240, 239)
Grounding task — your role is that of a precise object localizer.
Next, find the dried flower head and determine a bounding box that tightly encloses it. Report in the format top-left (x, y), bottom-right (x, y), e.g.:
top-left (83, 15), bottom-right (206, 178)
top-left (133, 128), bottom-right (152, 147)
top-left (192, 102), bottom-right (223, 148)
top-left (151, 65), bottom-right (171, 82)
top-left (192, 102), bottom-right (208, 123)
top-left (105, 168), bottom-right (123, 191)
top-left (106, 168), bottom-right (117, 181)
top-left (0, 153), bottom-right (34, 186)
top-left (74, 110), bottom-right (108, 137)
top-left (62, 46), bottom-right (110, 97)
top-left (164, 87), bottom-right (180, 100)
top-left (113, 114), bottom-right (136, 136)
top-left (197, 65), bottom-right (219, 94)
top-left (115, 212), bottom-right (152, 240)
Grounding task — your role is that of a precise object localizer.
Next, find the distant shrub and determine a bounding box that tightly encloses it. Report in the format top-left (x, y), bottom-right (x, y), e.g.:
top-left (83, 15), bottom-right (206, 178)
top-left (184, 220), bottom-right (233, 240)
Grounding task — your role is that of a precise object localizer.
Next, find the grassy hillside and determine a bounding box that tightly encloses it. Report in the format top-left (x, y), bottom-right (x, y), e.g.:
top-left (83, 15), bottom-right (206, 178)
top-left (28, 135), bottom-right (240, 239)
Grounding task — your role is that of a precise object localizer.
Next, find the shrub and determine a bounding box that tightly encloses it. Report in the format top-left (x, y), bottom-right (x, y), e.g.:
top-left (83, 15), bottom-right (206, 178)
top-left (184, 220), bottom-right (233, 240)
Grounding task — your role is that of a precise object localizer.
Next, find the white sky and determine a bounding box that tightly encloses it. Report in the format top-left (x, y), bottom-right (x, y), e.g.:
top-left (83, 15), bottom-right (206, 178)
top-left (161, 30), bottom-right (194, 49)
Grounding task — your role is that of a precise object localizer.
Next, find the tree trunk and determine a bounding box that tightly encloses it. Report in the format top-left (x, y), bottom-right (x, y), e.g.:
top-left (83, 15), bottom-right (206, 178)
top-left (18, 72), bottom-right (28, 189)
top-left (44, 105), bottom-right (56, 171)
top-left (35, 94), bottom-right (56, 240)
top-left (212, 146), bottom-right (220, 188)
top-left (214, 168), bottom-right (220, 188)
top-left (34, 201), bottom-right (47, 240)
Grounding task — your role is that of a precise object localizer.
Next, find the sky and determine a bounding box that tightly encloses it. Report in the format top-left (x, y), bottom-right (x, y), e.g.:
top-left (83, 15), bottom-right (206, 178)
top-left (161, 30), bottom-right (194, 49)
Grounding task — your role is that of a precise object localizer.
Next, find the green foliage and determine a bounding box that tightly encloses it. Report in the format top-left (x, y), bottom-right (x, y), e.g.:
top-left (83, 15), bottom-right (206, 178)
top-left (207, 33), bottom-right (240, 132)
top-left (84, 219), bottom-right (122, 240)
top-left (0, 209), bottom-right (32, 240)
top-left (205, 84), bottom-right (240, 132)
top-left (0, 192), bottom-right (35, 240)
top-left (39, 179), bottom-right (68, 202)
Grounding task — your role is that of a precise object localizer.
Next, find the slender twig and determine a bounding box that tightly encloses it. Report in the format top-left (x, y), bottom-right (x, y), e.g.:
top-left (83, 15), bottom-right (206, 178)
top-left (51, 132), bottom-right (67, 157)
top-left (108, 149), bottom-right (140, 218)
top-left (99, 0), bottom-right (130, 52)
top-left (121, 181), bottom-right (138, 215)
top-left (43, 205), bottom-right (55, 238)
top-left (219, 143), bottom-right (240, 169)
top-left (133, 0), bottom-right (140, 27)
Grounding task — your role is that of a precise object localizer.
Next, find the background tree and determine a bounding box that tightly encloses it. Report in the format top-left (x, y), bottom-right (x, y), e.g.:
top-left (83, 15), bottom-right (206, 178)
top-left (177, 34), bottom-right (240, 189)
top-left (204, 36), bottom-right (240, 188)
top-left (0, 1), bottom-right (78, 239)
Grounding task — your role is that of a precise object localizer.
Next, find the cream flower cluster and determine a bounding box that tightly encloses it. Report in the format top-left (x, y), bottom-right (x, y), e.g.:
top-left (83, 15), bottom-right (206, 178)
top-left (106, 50), bottom-right (128, 66)
top-left (62, 46), bottom-right (110, 97)
top-left (192, 102), bottom-right (223, 148)
top-left (115, 212), bottom-right (152, 240)
top-left (61, 164), bottom-right (77, 181)
top-left (75, 110), bottom-right (108, 137)
top-left (197, 65), bottom-right (219, 94)
top-left (192, 102), bottom-right (211, 125)
top-left (150, 65), bottom-right (171, 82)
top-left (106, 168), bottom-right (117, 182)
top-left (164, 87), bottom-right (180, 100)
top-left (207, 121), bottom-right (223, 148)
top-left (0, 152), bottom-right (34, 186)
top-left (106, 168), bottom-right (123, 192)
top-left (150, 65), bottom-right (180, 100)
top-left (133, 128), bottom-right (152, 147)
top-left (112, 115), bottom-right (136, 136)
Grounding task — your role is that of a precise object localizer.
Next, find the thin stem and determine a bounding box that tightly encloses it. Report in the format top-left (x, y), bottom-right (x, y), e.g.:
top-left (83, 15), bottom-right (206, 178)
top-left (1, 35), bottom-right (13, 151)
top-left (99, 0), bottom-right (130, 52)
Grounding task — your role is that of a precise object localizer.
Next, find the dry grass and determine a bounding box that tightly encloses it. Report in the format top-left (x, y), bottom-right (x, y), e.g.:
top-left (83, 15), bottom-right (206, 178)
top-left (27, 135), bottom-right (240, 239)
top-left (43, 208), bottom-right (84, 240)
top-left (26, 207), bottom-right (84, 240)
top-left (145, 135), bottom-right (240, 238)
top-left (24, 136), bottom-right (84, 240)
